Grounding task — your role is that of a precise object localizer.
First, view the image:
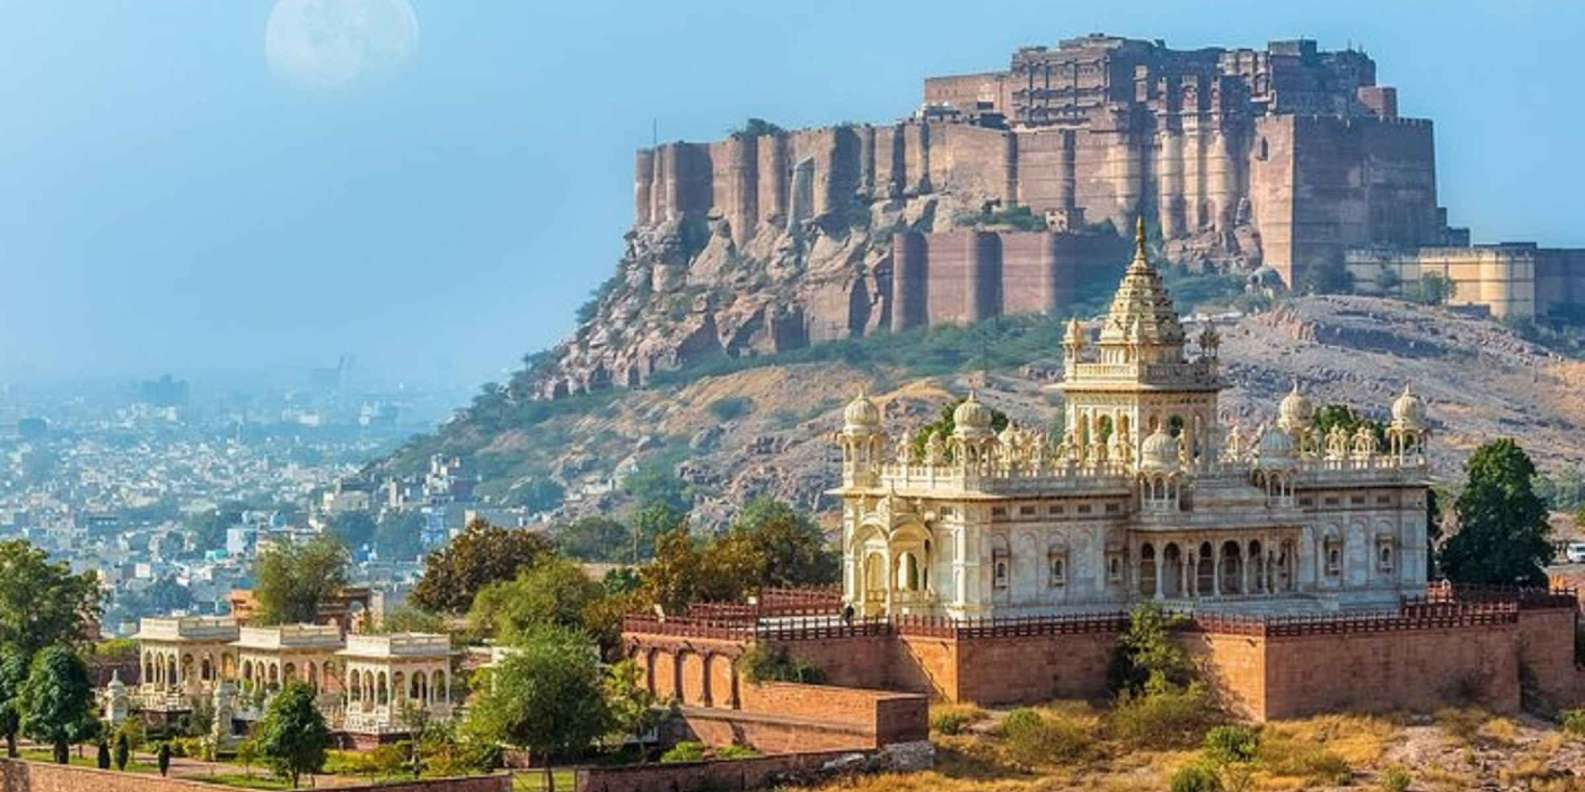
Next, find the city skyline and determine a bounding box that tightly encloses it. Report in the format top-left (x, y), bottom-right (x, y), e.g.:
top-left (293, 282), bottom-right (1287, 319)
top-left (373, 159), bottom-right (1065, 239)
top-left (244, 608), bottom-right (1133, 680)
top-left (1, 1), bottom-right (1581, 385)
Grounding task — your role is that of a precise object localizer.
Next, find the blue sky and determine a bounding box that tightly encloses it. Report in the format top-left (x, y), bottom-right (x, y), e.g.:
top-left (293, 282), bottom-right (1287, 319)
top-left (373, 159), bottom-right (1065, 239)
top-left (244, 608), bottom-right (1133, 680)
top-left (0, 0), bottom-right (1579, 387)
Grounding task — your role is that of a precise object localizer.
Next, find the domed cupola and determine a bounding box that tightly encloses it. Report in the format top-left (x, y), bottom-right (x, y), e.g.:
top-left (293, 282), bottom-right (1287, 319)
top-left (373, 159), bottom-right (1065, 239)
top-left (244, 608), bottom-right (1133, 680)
top-left (842, 389), bottom-right (881, 435)
top-left (1254, 425), bottom-right (1297, 468)
top-left (1391, 383), bottom-right (1427, 432)
top-left (1277, 380), bottom-right (1315, 434)
top-left (1139, 426), bottom-right (1180, 472)
top-left (952, 390), bottom-right (995, 441)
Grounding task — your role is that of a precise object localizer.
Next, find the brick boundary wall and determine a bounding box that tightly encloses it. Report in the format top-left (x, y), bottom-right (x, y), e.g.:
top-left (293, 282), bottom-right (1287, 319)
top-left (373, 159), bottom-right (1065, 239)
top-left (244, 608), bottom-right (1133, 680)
top-left (574, 749), bottom-right (859, 792)
top-left (0, 760), bottom-right (512, 792)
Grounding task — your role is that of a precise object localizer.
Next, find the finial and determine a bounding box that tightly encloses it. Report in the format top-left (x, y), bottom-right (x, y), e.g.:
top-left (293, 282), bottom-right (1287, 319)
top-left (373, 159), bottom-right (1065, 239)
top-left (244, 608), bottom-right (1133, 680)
top-left (1290, 378), bottom-right (1301, 394)
top-left (1134, 216), bottom-right (1147, 258)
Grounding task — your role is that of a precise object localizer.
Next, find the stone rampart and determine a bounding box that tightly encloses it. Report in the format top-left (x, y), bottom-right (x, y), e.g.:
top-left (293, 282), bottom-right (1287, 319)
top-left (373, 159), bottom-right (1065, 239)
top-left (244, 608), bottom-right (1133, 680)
top-left (0, 761), bottom-right (510, 792)
top-left (574, 749), bottom-right (859, 792)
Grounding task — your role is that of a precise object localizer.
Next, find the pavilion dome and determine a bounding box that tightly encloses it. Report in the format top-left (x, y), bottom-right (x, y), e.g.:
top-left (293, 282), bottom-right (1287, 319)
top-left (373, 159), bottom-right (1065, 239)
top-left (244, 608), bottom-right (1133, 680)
top-left (1139, 427), bottom-right (1180, 472)
top-left (1391, 383), bottom-right (1428, 431)
top-left (842, 390), bottom-right (881, 433)
top-left (1255, 426), bottom-right (1296, 467)
top-left (952, 391), bottom-right (995, 439)
top-left (1277, 381), bottom-right (1315, 432)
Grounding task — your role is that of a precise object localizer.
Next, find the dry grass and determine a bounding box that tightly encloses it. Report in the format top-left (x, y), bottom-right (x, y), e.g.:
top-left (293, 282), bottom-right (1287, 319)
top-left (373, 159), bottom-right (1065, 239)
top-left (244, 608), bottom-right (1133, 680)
top-left (929, 703), bottom-right (991, 735)
top-left (1476, 715), bottom-right (1521, 746)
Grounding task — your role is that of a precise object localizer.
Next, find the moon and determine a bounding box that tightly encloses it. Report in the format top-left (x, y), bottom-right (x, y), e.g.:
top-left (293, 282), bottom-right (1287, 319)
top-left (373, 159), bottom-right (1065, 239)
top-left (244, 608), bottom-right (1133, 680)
top-left (265, 0), bottom-right (419, 90)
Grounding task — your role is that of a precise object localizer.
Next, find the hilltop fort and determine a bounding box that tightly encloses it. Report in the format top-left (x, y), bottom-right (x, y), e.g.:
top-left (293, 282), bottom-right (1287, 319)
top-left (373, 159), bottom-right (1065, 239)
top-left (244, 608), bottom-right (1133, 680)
top-left (534, 34), bottom-right (1582, 401)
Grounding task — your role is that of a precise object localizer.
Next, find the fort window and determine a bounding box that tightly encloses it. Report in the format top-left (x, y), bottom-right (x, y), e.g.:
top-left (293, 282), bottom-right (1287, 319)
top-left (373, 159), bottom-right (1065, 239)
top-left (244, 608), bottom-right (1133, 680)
top-left (1325, 539), bottom-right (1342, 576)
top-left (1020, 505), bottom-right (1036, 516)
top-left (992, 507), bottom-right (1008, 519)
top-left (1350, 495), bottom-right (1365, 505)
top-left (1325, 496), bottom-right (1340, 506)
top-left (1105, 502), bottom-right (1120, 514)
top-left (1049, 505), bottom-right (1064, 515)
top-left (1376, 494), bottom-right (1392, 505)
top-left (1048, 552), bottom-right (1067, 587)
top-left (1077, 504), bottom-right (1092, 514)
top-left (1107, 555), bottom-right (1123, 583)
top-left (1299, 497), bottom-right (1313, 506)
top-left (1377, 538), bottom-right (1395, 572)
top-left (993, 551), bottom-right (1010, 589)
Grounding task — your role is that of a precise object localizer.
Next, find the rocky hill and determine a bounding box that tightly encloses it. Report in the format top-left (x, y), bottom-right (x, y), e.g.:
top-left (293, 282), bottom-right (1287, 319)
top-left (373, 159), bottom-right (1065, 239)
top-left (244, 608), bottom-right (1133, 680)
top-left (378, 293), bottom-right (1585, 530)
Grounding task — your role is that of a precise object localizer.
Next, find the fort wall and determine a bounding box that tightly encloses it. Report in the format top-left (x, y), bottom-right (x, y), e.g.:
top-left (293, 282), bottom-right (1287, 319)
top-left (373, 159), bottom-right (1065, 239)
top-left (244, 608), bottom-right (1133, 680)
top-left (0, 761), bottom-right (510, 792)
top-left (1347, 244), bottom-right (1585, 320)
top-left (887, 229), bottom-right (1107, 332)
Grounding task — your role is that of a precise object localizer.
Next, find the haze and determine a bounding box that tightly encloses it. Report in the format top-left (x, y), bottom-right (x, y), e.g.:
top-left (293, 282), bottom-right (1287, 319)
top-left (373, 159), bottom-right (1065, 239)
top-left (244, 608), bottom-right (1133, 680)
top-left (0, 0), bottom-right (1579, 386)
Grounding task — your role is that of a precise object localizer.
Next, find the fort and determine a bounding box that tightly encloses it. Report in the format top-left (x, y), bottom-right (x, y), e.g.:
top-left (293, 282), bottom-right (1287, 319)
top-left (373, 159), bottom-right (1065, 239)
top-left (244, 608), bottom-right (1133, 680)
top-left (635, 35), bottom-right (1463, 292)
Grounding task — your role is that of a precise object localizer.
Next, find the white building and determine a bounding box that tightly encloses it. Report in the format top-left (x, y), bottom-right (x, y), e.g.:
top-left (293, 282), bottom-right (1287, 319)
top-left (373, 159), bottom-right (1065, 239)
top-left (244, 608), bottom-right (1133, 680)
top-left (834, 221), bottom-right (1433, 619)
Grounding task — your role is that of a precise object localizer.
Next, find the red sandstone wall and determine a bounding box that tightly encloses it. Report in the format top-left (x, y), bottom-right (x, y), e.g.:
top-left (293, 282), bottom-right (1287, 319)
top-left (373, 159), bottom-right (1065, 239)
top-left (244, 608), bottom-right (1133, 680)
top-left (1182, 632), bottom-right (1267, 720)
top-left (0, 761), bottom-right (510, 792)
top-left (765, 636), bottom-right (893, 691)
top-left (1517, 609), bottom-right (1585, 710)
top-left (575, 750), bottom-right (858, 792)
top-left (1260, 625), bottom-right (1521, 720)
top-left (952, 632), bottom-right (1119, 706)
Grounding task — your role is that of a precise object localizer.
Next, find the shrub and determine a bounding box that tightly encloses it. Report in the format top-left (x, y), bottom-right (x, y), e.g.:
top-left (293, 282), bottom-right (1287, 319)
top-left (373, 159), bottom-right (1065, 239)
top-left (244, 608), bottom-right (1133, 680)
top-left (1203, 725), bottom-right (1259, 765)
top-left (1107, 602), bottom-right (1193, 696)
top-left (1109, 684), bottom-right (1222, 749)
top-left (1169, 761), bottom-right (1224, 792)
top-left (1560, 708), bottom-right (1585, 738)
top-left (930, 705), bottom-right (986, 736)
top-left (660, 741), bottom-right (706, 763)
top-left (736, 644), bottom-right (826, 685)
top-left (1380, 765), bottom-right (1412, 792)
top-left (714, 745), bottom-right (759, 760)
top-left (1256, 735), bottom-right (1352, 786)
top-left (705, 396), bottom-right (753, 422)
top-left (999, 708), bottom-right (1093, 767)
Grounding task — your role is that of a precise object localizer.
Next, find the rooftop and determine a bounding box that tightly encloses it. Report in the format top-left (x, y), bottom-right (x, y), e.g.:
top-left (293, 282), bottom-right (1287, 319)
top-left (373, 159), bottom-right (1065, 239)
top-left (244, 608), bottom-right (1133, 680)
top-left (133, 616), bottom-right (239, 643)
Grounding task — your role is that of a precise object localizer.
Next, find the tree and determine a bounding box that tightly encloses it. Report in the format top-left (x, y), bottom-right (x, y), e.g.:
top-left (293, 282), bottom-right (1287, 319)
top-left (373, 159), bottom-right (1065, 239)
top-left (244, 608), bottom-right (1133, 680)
top-left (0, 647), bottom-right (27, 757)
top-left (234, 732), bottom-right (258, 778)
top-left (114, 733), bottom-right (129, 771)
top-left (556, 516), bottom-right (630, 563)
top-left (604, 659), bottom-right (671, 760)
top-left (1297, 261), bottom-right (1354, 295)
top-left (639, 528), bottom-right (708, 614)
top-left (1311, 403), bottom-right (1387, 448)
top-left (146, 575), bottom-right (193, 614)
top-left (467, 558), bottom-right (605, 644)
top-left (1416, 272), bottom-right (1457, 305)
top-left (157, 742), bottom-right (170, 776)
top-left (621, 463), bottom-right (690, 513)
top-left (371, 604), bottom-right (446, 635)
top-left (411, 519), bottom-right (555, 614)
top-left (373, 511), bottom-right (426, 561)
top-left (19, 646), bottom-right (97, 764)
top-left (465, 624), bottom-right (607, 792)
top-left (637, 499), bottom-right (838, 613)
top-left (1107, 603), bottom-right (1193, 696)
top-left (327, 511), bottom-right (377, 552)
top-left (911, 398), bottom-right (1010, 461)
top-left (1439, 439), bottom-right (1554, 585)
top-left (252, 536), bottom-right (348, 625)
top-left (0, 540), bottom-right (103, 655)
top-left (96, 739), bottom-right (111, 769)
top-left (720, 497), bottom-right (840, 590)
top-left (256, 681), bottom-right (330, 789)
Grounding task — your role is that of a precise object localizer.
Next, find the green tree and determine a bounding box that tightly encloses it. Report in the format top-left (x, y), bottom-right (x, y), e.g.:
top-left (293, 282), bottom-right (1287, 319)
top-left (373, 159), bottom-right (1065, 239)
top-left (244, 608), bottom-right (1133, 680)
top-left (717, 497), bottom-right (839, 591)
top-left (1439, 439), bottom-right (1554, 585)
top-left (1416, 272), bottom-right (1457, 305)
top-left (256, 681), bottom-right (330, 788)
top-left (252, 536), bottom-right (348, 625)
top-left (639, 528), bottom-right (709, 614)
top-left (631, 503), bottom-right (688, 564)
top-left (411, 519), bottom-right (555, 614)
top-left (556, 516), bottom-right (631, 563)
top-left (0, 540), bottom-right (104, 655)
top-left (1311, 404), bottom-right (1387, 449)
top-left (371, 604), bottom-right (446, 635)
top-left (621, 463), bottom-right (690, 513)
top-left (0, 647), bottom-right (27, 757)
top-left (373, 511), bottom-right (427, 561)
top-left (467, 558), bottom-right (604, 643)
top-left (19, 646), bottom-right (97, 764)
top-left (465, 624), bottom-right (608, 792)
top-left (910, 398), bottom-right (1010, 460)
top-left (114, 733), bottom-right (129, 771)
top-left (1107, 602), bottom-right (1193, 696)
top-left (510, 477), bottom-right (567, 513)
top-left (157, 742), bottom-right (170, 776)
top-left (327, 511), bottom-right (377, 552)
top-left (96, 739), bottom-right (111, 769)
top-left (603, 660), bottom-right (670, 760)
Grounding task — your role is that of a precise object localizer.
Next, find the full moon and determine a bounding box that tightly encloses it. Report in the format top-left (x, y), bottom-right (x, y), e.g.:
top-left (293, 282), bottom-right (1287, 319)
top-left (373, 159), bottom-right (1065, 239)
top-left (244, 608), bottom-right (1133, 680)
top-left (265, 0), bottom-right (419, 90)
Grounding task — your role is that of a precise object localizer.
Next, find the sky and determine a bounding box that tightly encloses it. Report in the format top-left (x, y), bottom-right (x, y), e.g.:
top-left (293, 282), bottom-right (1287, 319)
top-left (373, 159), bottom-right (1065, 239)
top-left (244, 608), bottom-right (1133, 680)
top-left (0, 0), bottom-right (1580, 389)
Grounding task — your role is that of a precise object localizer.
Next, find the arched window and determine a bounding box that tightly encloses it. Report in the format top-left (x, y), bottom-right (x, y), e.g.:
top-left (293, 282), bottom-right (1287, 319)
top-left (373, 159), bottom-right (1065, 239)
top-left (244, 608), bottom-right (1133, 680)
top-left (1048, 550), bottom-right (1067, 588)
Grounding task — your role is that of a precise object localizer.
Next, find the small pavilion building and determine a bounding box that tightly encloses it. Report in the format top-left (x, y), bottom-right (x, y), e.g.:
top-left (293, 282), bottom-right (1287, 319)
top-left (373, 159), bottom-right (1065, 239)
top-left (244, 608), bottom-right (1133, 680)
top-left (234, 624), bottom-right (344, 698)
top-left (132, 617), bottom-right (239, 714)
top-left (337, 633), bottom-right (453, 741)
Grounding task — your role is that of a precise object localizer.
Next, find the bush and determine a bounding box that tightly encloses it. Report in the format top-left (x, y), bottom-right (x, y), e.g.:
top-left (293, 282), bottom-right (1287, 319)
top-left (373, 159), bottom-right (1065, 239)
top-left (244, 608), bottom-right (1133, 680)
top-left (1380, 765), bottom-right (1412, 792)
top-left (1256, 735), bottom-right (1352, 786)
top-left (930, 705), bottom-right (986, 736)
top-left (1169, 761), bottom-right (1224, 792)
top-left (736, 644), bottom-right (826, 685)
top-left (714, 745), bottom-right (759, 760)
top-left (660, 741), bottom-right (706, 763)
top-left (1109, 685), bottom-right (1223, 749)
top-left (999, 708), bottom-right (1093, 767)
top-left (1107, 602), bottom-right (1193, 696)
top-left (705, 397), bottom-right (753, 422)
top-left (1560, 708), bottom-right (1585, 738)
top-left (1202, 725), bottom-right (1259, 765)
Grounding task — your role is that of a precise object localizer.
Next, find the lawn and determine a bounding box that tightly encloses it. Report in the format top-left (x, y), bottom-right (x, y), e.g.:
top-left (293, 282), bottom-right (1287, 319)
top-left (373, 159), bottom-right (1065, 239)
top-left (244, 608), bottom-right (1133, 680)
top-left (17, 748), bottom-right (159, 774)
top-left (512, 769), bottom-right (578, 791)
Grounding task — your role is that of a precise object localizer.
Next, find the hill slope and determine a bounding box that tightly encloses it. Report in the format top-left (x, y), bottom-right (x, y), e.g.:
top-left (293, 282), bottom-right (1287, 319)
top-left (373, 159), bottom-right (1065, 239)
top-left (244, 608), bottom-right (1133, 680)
top-left (375, 294), bottom-right (1585, 529)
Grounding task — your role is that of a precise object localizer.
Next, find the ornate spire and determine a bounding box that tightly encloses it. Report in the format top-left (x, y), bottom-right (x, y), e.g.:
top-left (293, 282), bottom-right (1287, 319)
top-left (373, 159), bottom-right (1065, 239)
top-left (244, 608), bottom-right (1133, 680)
top-left (1131, 216), bottom-right (1149, 271)
top-left (1098, 216), bottom-right (1184, 349)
